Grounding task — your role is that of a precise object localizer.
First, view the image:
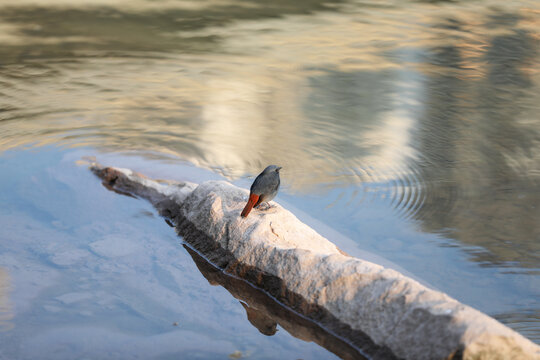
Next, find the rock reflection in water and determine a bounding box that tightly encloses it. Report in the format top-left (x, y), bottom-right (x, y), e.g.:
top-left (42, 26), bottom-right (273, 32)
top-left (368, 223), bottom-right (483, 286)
top-left (184, 245), bottom-right (366, 360)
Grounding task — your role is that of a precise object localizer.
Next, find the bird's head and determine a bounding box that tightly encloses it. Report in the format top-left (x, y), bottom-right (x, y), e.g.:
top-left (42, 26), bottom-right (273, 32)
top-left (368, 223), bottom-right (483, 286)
top-left (264, 165), bottom-right (282, 173)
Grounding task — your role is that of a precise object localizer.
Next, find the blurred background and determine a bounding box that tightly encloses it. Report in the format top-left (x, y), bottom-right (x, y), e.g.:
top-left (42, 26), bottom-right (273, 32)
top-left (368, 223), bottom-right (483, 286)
top-left (0, 0), bottom-right (539, 358)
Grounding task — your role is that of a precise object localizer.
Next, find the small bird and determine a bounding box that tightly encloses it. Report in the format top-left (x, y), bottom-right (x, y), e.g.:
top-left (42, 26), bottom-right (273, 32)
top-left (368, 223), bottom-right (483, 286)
top-left (241, 165), bottom-right (281, 218)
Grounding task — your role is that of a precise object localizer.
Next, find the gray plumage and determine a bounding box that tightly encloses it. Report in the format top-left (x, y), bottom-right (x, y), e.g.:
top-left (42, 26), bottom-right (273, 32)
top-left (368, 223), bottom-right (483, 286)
top-left (251, 165), bottom-right (281, 202)
top-left (241, 165), bottom-right (281, 217)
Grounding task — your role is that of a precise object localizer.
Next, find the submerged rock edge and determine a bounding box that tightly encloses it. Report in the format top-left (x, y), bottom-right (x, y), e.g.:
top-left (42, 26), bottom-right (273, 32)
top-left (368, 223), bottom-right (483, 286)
top-left (90, 164), bottom-right (540, 360)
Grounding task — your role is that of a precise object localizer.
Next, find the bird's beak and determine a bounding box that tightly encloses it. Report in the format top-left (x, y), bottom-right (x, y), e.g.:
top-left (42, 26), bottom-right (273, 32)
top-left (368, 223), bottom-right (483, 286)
top-left (277, 167), bottom-right (282, 172)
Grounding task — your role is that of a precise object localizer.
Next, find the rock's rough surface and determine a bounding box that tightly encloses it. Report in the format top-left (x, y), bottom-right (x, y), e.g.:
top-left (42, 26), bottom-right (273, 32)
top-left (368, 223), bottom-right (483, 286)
top-left (91, 164), bottom-right (540, 360)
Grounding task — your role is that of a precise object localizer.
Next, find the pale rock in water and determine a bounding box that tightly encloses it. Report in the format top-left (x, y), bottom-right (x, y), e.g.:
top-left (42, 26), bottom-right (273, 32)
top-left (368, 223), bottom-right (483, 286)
top-left (91, 163), bottom-right (540, 360)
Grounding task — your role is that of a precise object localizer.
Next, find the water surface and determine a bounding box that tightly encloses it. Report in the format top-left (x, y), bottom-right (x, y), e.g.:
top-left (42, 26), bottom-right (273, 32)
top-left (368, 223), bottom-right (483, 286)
top-left (0, 0), bottom-right (539, 356)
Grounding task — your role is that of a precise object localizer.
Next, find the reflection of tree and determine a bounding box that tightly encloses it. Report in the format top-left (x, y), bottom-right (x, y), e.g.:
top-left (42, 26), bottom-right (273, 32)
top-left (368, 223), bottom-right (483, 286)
top-left (413, 44), bottom-right (463, 229)
top-left (304, 69), bottom-right (395, 160)
top-left (299, 68), bottom-right (412, 191)
top-left (1, 1), bottom-right (539, 272)
top-left (413, 13), bottom-right (540, 268)
top-left (0, 0), bottom-right (344, 65)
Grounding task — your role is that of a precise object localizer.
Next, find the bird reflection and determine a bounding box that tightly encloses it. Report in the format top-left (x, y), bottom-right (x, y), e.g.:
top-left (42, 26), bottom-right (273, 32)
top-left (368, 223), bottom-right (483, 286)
top-left (240, 301), bottom-right (278, 336)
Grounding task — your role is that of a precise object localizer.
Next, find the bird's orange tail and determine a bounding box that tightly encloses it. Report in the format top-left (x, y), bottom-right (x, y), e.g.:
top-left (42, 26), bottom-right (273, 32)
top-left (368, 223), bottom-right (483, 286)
top-left (241, 193), bottom-right (259, 218)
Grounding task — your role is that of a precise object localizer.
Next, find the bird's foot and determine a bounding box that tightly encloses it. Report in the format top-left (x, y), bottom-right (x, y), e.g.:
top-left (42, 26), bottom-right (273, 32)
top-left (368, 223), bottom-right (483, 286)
top-left (256, 203), bottom-right (272, 211)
